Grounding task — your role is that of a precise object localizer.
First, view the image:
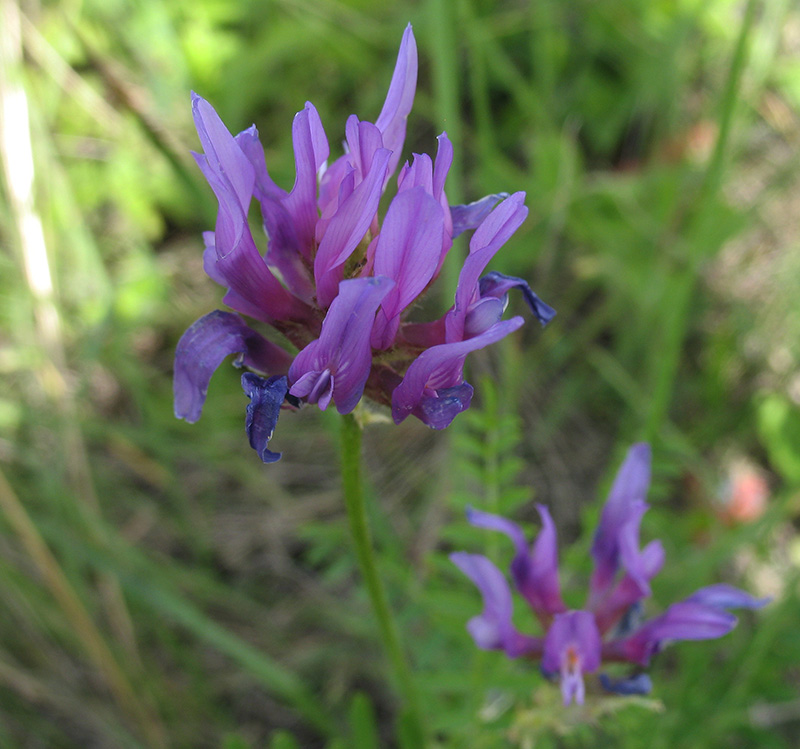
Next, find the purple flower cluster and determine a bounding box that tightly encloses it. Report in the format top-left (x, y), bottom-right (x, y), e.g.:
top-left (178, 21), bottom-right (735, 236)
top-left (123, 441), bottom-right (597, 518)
top-left (173, 25), bottom-right (554, 462)
top-left (451, 444), bottom-right (768, 706)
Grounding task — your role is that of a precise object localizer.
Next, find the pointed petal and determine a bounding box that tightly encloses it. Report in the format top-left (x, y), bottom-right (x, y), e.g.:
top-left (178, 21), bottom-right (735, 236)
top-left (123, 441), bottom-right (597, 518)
top-left (479, 271), bottom-right (556, 327)
top-left (450, 552), bottom-right (541, 657)
top-left (592, 537), bottom-right (665, 635)
top-left (370, 187), bottom-right (444, 349)
top-left (242, 373), bottom-right (288, 463)
top-left (375, 24), bottom-right (418, 179)
top-left (684, 584), bottom-right (770, 611)
top-left (466, 505), bottom-right (565, 619)
top-left (192, 93), bottom-right (254, 211)
top-left (234, 125), bottom-right (286, 203)
top-left (191, 97), bottom-right (312, 322)
top-left (391, 317), bottom-right (524, 427)
top-left (590, 443), bottom-right (652, 596)
top-left (450, 192), bottom-right (509, 238)
top-left (283, 102), bottom-right (329, 259)
top-left (289, 276), bottom-right (394, 413)
top-left (174, 310), bottom-right (292, 423)
top-left (446, 192), bottom-right (528, 342)
top-left (313, 148), bottom-right (392, 308)
top-left (345, 116), bottom-right (385, 183)
top-left (610, 602), bottom-right (738, 667)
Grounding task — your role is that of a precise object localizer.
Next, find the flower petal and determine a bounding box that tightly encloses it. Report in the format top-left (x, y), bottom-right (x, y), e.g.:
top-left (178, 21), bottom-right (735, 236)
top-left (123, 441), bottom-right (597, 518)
top-left (610, 602), bottom-right (738, 667)
top-left (450, 552), bottom-right (541, 657)
top-left (391, 317), bottom-right (524, 427)
top-left (599, 672), bottom-right (653, 696)
top-left (446, 192), bottom-right (528, 342)
top-left (289, 276), bottom-right (394, 413)
top-left (479, 271), bottom-right (556, 327)
top-left (371, 187), bottom-right (444, 349)
top-left (174, 310), bottom-right (293, 423)
top-left (314, 148), bottom-right (392, 308)
top-left (590, 443), bottom-right (652, 598)
top-left (242, 373), bottom-right (288, 463)
top-left (684, 584), bottom-right (770, 611)
top-left (542, 610), bottom-right (602, 706)
top-left (450, 192), bottom-right (509, 238)
top-left (192, 95), bottom-right (312, 323)
top-left (375, 24), bottom-right (418, 180)
top-left (466, 506), bottom-right (565, 621)
top-left (282, 102), bottom-right (329, 259)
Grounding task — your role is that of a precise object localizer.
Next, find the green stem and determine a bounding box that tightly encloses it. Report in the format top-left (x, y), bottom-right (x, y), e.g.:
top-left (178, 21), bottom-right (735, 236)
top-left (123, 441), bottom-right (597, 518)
top-left (339, 414), bottom-right (425, 743)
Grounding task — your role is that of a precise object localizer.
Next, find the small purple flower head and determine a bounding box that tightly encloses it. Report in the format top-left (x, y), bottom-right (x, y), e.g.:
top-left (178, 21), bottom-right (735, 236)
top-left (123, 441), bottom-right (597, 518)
top-left (174, 25), bottom-right (554, 461)
top-left (451, 443), bottom-right (769, 704)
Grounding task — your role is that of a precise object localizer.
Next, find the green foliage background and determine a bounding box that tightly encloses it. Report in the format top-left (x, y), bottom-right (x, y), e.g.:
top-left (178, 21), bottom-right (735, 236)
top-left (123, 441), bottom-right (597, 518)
top-left (1, 0), bottom-right (799, 746)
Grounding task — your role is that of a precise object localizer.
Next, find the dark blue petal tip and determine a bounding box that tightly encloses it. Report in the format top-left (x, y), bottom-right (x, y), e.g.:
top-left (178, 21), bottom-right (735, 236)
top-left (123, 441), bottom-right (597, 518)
top-left (599, 672), bottom-right (653, 696)
top-left (242, 373), bottom-right (288, 463)
top-left (478, 271), bottom-right (556, 327)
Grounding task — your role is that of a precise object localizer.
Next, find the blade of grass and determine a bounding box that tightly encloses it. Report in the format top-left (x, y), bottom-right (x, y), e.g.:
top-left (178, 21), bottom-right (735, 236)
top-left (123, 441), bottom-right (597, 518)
top-left (0, 468), bottom-right (166, 748)
top-left (643, 0), bottom-right (759, 443)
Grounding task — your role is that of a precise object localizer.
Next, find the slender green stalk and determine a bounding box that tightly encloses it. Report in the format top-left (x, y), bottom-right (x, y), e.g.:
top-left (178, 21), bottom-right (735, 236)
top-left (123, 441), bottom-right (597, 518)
top-left (339, 414), bottom-right (425, 744)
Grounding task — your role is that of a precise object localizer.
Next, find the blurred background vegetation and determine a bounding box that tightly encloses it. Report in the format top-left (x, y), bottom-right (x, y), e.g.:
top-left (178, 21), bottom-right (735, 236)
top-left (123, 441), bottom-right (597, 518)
top-left (1, 0), bottom-right (799, 746)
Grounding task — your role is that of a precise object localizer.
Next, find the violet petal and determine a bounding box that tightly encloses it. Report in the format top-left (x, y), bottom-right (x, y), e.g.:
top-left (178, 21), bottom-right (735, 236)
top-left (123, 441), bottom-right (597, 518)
top-left (684, 584), bottom-right (770, 611)
top-left (446, 192), bottom-right (528, 342)
top-left (542, 611), bottom-right (602, 706)
top-left (612, 602), bottom-right (738, 667)
top-left (314, 148), bottom-right (392, 308)
top-left (590, 443), bottom-right (652, 598)
top-left (289, 276), bottom-right (394, 414)
top-left (391, 317), bottom-right (524, 427)
top-left (450, 552), bottom-right (541, 658)
top-left (371, 187), bottom-right (444, 349)
top-left (374, 24), bottom-right (418, 180)
top-left (450, 192), bottom-right (509, 238)
top-left (174, 310), bottom-right (292, 423)
top-left (282, 102), bottom-right (329, 259)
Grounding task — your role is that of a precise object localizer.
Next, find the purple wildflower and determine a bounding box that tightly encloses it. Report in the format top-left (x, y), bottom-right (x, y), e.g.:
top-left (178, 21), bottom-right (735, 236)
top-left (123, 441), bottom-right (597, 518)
top-left (451, 444), bottom-right (769, 705)
top-left (174, 25), bottom-right (554, 462)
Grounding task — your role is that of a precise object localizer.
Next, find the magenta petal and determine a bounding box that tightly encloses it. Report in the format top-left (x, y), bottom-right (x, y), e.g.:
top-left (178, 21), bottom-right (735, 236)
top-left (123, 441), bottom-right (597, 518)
top-left (345, 116), bottom-right (385, 183)
top-left (234, 125), bottom-right (286, 203)
top-left (542, 611), bottom-right (602, 706)
top-left (314, 148), bottom-right (392, 308)
top-left (612, 602), bottom-right (738, 667)
top-left (592, 536), bottom-right (665, 634)
top-left (684, 584), bottom-right (770, 611)
top-left (466, 505), bottom-right (565, 618)
top-left (192, 96), bottom-right (313, 323)
top-left (192, 93), bottom-right (254, 212)
top-left (283, 102), bottom-right (329, 259)
top-left (446, 192), bottom-right (528, 341)
top-left (174, 310), bottom-right (292, 423)
top-left (289, 276), bottom-right (394, 413)
top-left (590, 443), bottom-right (652, 597)
top-left (391, 317), bottom-right (524, 426)
top-left (375, 24), bottom-right (418, 179)
top-left (370, 187), bottom-right (444, 349)
top-left (450, 552), bottom-right (541, 657)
